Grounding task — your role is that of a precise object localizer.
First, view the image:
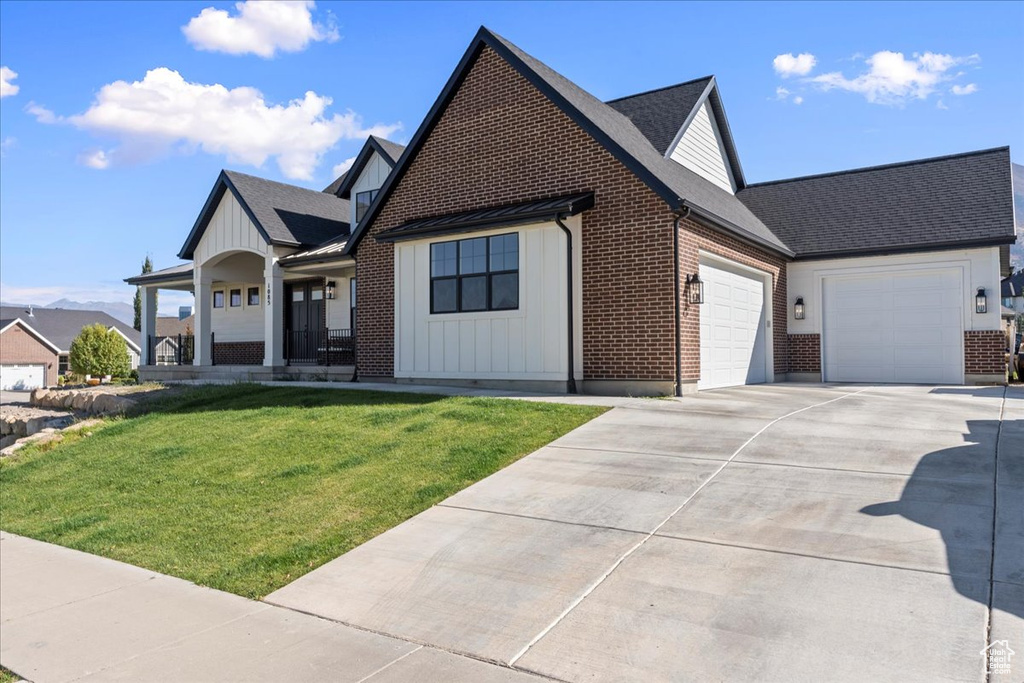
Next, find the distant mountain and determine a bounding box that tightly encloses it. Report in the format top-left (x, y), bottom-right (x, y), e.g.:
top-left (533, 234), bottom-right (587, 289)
top-left (1012, 162), bottom-right (1023, 271)
top-left (44, 299), bottom-right (135, 325)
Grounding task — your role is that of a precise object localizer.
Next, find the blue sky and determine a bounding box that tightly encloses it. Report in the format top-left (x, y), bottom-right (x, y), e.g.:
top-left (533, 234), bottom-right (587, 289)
top-left (1, 1), bottom-right (1021, 313)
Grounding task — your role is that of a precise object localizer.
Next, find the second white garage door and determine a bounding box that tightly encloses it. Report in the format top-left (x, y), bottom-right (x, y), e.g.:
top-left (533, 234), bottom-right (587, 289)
top-left (822, 269), bottom-right (963, 384)
top-left (699, 258), bottom-right (769, 390)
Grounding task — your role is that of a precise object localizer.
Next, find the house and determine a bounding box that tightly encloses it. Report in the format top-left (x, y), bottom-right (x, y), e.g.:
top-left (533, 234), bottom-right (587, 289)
top-left (1002, 270), bottom-right (1024, 315)
top-left (0, 306), bottom-right (141, 389)
top-left (152, 314), bottom-right (194, 365)
top-left (127, 27), bottom-right (1016, 394)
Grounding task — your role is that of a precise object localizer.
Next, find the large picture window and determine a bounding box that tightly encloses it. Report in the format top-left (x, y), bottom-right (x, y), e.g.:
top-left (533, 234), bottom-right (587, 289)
top-left (355, 189), bottom-right (379, 223)
top-left (430, 233), bottom-right (519, 314)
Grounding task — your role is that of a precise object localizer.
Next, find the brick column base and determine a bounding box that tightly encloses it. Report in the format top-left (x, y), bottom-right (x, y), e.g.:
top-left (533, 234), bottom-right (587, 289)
top-left (788, 333), bottom-right (821, 380)
top-left (964, 330), bottom-right (1006, 384)
top-left (212, 341), bottom-right (265, 366)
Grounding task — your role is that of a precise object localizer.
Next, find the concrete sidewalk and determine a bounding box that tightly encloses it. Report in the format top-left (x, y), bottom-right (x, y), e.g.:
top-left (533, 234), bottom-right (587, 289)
top-left (0, 532), bottom-right (544, 683)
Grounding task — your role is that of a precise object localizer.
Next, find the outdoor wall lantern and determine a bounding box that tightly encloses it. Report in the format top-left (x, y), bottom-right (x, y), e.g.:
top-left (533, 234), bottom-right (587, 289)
top-left (686, 273), bottom-right (704, 305)
top-left (975, 287), bottom-right (987, 314)
top-left (325, 280), bottom-right (337, 300)
top-left (794, 297), bottom-right (805, 320)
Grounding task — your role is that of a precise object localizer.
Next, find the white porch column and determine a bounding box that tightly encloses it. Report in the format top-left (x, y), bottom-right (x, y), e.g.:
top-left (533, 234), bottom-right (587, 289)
top-left (139, 286), bottom-right (158, 365)
top-left (264, 256), bottom-right (284, 366)
top-left (194, 265), bottom-right (213, 366)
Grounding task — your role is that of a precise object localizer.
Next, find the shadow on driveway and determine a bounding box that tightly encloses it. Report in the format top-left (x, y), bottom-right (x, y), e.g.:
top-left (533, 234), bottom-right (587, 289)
top-left (861, 418), bottom-right (1020, 618)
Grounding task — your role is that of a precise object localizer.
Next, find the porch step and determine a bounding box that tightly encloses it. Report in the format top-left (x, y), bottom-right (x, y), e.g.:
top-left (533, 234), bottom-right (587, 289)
top-left (139, 365), bottom-right (355, 384)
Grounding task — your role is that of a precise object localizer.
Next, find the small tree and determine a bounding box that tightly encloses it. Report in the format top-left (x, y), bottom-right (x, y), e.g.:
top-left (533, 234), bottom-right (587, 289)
top-left (133, 255), bottom-right (155, 331)
top-left (69, 324), bottom-right (131, 378)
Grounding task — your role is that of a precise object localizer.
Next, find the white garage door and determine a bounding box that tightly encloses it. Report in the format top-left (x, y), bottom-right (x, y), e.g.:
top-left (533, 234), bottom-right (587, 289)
top-left (699, 259), bottom-right (768, 390)
top-left (0, 364), bottom-right (45, 391)
top-left (823, 269), bottom-right (963, 384)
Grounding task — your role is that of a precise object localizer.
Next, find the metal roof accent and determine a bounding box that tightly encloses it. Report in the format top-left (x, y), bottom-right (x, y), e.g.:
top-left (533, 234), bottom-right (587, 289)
top-left (375, 193), bottom-right (595, 243)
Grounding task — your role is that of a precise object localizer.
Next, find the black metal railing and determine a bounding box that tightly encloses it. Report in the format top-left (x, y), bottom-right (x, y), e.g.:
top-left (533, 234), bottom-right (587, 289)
top-left (285, 328), bottom-right (355, 366)
top-left (148, 334), bottom-right (195, 365)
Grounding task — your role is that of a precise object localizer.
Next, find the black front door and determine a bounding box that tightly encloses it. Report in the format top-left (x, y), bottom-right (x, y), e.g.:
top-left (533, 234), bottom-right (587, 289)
top-left (285, 281), bottom-right (324, 362)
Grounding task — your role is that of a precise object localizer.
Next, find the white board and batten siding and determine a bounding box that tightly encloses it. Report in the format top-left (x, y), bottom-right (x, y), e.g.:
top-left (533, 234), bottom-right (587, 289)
top-left (394, 220), bottom-right (582, 383)
top-left (669, 100), bottom-right (735, 194)
top-left (210, 282), bottom-right (264, 342)
top-left (195, 191), bottom-right (268, 266)
top-left (350, 153), bottom-right (393, 227)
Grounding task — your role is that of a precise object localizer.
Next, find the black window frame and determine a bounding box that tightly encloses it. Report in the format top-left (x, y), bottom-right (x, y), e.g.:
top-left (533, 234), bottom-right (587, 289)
top-left (430, 233), bottom-right (519, 314)
top-left (229, 288), bottom-right (242, 307)
top-left (213, 290), bottom-right (225, 309)
top-left (247, 286), bottom-right (260, 306)
top-left (355, 189), bottom-right (379, 223)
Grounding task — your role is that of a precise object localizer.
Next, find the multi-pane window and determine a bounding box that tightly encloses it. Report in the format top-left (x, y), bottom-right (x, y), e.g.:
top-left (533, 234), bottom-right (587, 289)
top-left (248, 287), bottom-right (260, 306)
top-left (230, 289), bottom-right (242, 307)
top-left (355, 189), bottom-right (379, 223)
top-left (430, 233), bottom-right (519, 314)
top-left (213, 291), bottom-right (225, 308)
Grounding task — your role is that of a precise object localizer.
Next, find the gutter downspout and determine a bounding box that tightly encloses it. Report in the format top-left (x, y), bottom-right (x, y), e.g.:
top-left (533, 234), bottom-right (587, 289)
top-left (673, 207), bottom-right (691, 397)
top-left (555, 216), bottom-right (578, 394)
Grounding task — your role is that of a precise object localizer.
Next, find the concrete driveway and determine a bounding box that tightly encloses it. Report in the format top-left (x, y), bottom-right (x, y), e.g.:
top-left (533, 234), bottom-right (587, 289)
top-left (268, 384), bottom-right (1023, 682)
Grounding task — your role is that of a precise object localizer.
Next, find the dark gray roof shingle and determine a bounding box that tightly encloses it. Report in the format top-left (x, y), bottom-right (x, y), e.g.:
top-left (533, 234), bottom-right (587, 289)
top-left (485, 31), bottom-right (791, 255)
top-left (737, 147), bottom-right (1016, 259)
top-left (606, 77), bottom-right (713, 155)
top-left (224, 170), bottom-right (350, 247)
top-left (371, 136), bottom-right (406, 164)
top-left (0, 306), bottom-right (140, 351)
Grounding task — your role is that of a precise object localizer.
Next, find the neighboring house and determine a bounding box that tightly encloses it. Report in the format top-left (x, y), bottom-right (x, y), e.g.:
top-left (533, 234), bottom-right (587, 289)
top-left (153, 315), bottom-right (194, 365)
top-left (127, 28), bottom-right (1016, 393)
top-left (1002, 270), bottom-right (1024, 314)
top-left (0, 306), bottom-right (141, 389)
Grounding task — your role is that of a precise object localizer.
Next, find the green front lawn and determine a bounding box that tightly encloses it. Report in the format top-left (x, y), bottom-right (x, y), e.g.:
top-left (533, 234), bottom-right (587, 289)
top-left (0, 385), bottom-right (605, 598)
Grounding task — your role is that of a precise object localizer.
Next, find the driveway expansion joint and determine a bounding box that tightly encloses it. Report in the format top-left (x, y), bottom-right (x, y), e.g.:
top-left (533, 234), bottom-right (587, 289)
top-left (506, 386), bottom-right (873, 666)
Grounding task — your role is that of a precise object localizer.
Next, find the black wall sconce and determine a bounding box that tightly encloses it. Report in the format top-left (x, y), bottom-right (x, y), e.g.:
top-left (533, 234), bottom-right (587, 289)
top-left (975, 287), bottom-right (987, 314)
top-left (794, 297), bottom-right (805, 320)
top-left (325, 280), bottom-right (337, 300)
top-left (685, 273), bottom-right (704, 305)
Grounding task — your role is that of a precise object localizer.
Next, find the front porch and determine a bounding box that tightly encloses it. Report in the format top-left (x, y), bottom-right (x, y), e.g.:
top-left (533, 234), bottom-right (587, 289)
top-left (132, 251), bottom-right (357, 383)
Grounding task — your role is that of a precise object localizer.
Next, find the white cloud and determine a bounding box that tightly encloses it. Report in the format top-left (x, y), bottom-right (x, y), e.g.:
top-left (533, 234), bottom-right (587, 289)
top-left (951, 83), bottom-right (978, 95)
top-left (183, 0), bottom-right (338, 58)
top-left (775, 86), bottom-right (803, 105)
top-left (332, 155), bottom-right (356, 178)
top-left (809, 51), bottom-right (980, 105)
top-left (25, 102), bottom-right (60, 123)
top-left (773, 53), bottom-right (817, 77)
top-left (77, 149), bottom-right (111, 169)
top-left (937, 99), bottom-right (949, 110)
top-left (1, 66), bottom-right (20, 98)
top-left (32, 68), bottom-right (401, 180)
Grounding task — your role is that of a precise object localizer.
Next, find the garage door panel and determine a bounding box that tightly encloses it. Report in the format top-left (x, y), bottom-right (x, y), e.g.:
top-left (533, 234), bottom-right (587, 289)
top-left (0, 364), bottom-right (46, 391)
top-left (824, 270), bottom-right (962, 384)
top-left (699, 260), bottom-right (768, 390)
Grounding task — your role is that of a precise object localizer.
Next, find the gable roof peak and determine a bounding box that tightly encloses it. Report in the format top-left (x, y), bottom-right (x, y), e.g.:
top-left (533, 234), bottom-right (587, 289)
top-left (605, 75), bottom-right (716, 105)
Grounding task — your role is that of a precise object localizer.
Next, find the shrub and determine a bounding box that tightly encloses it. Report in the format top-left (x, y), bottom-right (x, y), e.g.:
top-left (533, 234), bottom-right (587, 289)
top-left (69, 324), bottom-right (131, 378)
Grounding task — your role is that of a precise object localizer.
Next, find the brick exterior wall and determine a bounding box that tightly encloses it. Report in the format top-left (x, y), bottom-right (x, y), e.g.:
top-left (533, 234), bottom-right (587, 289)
top-left (0, 323), bottom-right (59, 386)
top-left (213, 341), bottom-right (264, 366)
top-left (788, 333), bottom-right (821, 374)
top-left (355, 45), bottom-right (788, 385)
top-left (964, 330), bottom-right (1005, 376)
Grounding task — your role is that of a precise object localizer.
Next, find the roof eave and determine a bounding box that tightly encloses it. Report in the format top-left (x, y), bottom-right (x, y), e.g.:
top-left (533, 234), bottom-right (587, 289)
top-left (681, 201), bottom-right (794, 258)
top-left (177, 172), bottom-right (276, 260)
top-left (792, 236), bottom-right (1016, 262)
top-left (334, 138), bottom-right (399, 199)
